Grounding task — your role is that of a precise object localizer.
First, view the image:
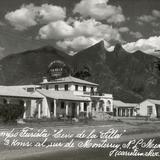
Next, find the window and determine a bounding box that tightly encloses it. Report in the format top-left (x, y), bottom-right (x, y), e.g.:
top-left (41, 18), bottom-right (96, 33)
top-left (75, 85), bottom-right (78, 91)
top-left (55, 85), bottom-right (59, 91)
top-left (147, 106), bottom-right (153, 115)
top-left (83, 86), bottom-right (86, 92)
top-left (27, 88), bottom-right (34, 92)
top-left (65, 84), bottom-right (68, 91)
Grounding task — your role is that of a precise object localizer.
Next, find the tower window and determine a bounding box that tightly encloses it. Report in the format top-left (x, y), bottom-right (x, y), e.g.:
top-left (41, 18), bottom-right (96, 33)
top-left (65, 84), bottom-right (68, 91)
top-left (55, 85), bottom-right (59, 91)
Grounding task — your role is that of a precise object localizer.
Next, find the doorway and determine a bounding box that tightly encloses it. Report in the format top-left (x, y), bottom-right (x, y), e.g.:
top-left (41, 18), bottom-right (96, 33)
top-left (156, 105), bottom-right (160, 118)
top-left (50, 101), bottom-right (55, 115)
top-left (71, 103), bottom-right (76, 118)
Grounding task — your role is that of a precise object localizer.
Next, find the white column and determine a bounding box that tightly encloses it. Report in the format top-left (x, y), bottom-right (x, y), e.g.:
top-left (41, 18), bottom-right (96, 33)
top-left (54, 99), bottom-right (57, 118)
top-left (80, 102), bottom-right (84, 112)
top-left (133, 109), bottom-right (136, 116)
top-left (125, 109), bottom-right (127, 117)
top-left (87, 102), bottom-right (92, 117)
top-left (23, 100), bottom-right (27, 119)
top-left (96, 101), bottom-right (100, 112)
top-left (110, 100), bottom-right (113, 112)
top-left (65, 102), bottom-right (69, 116)
top-left (77, 103), bottom-right (80, 117)
top-left (128, 109), bottom-right (131, 117)
top-left (38, 102), bottom-right (41, 119)
top-left (89, 102), bottom-right (92, 113)
top-left (116, 108), bottom-right (118, 116)
top-left (120, 108), bottom-right (123, 117)
top-left (104, 103), bottom-right (107, 112)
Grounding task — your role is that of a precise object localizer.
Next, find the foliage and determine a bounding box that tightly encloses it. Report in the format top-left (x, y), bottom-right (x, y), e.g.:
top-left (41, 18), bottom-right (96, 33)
top-left (73, 65), bottom-right (91, 80)
top-left (0, 104), bottom-right (24, 123)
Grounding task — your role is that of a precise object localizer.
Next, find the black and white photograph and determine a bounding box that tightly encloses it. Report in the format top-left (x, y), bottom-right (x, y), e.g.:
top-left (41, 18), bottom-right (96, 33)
top-left (0, 0), bottom-right (160, 159)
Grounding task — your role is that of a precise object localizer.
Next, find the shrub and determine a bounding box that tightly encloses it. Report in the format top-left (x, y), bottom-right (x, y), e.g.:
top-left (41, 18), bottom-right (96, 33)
top-left (0, 104), bottom-right (24, 123)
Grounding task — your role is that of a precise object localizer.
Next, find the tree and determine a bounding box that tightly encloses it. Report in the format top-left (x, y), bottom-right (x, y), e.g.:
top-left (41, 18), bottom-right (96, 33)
top-left (73, 65), bottom-right (91, 80)
top-left (0, 104), bottom-right (24, 123)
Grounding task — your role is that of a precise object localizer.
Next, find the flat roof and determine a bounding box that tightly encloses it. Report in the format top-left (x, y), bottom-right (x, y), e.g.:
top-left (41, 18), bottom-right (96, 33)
top-left (0, 86), bottom-right (43, 99)
top-left (113, 100), bottom-right (138, 108)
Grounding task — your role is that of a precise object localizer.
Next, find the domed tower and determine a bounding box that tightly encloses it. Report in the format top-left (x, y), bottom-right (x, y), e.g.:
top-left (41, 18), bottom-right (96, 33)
top-left (47, 60), bottom-right (70, 80)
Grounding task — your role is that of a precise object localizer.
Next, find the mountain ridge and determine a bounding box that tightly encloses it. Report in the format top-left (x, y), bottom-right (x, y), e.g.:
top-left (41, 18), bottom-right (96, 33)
top-left (0, 41), bottom-right (160, 103)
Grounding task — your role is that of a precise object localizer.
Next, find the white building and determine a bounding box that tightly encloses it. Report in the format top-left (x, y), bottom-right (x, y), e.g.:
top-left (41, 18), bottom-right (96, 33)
top-left (113, 100), bottom-right (138, 117)
top-left (138, 99), bottom-right (160, 118)
top-left (0, 76), bottom-right (113, 120)
top-left (0, 85), bottom-right (43, 119)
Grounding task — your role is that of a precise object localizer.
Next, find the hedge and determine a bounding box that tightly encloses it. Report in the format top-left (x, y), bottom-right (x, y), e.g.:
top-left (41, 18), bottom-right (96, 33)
top-left (0, 103), bottom-right (24, 123)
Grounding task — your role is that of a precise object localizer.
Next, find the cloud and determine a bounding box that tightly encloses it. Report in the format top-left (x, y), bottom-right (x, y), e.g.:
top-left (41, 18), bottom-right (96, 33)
top-left (118, 27), bottom-right (129, 33)
top-left (5, 3), bottom-right (66, 31)
top-left (152, 9), bottom-right (160, 18)
top-left (5, 4), bottom-right (37, 31)
top-left (73, 0), bottom-right (125, 23)
top-left (129, 31), bottom-right (143, 39)
top-left (137, 9), bottom-right (160, 26)
top-left (56, 36), bottom-right (99, 52)
top-left (122, 36), bottom-right (160, 54)
top-left (38, 19), bottom-right (122, 51)
top-left (38, 19), bottom-right (121, 40)
top-left (138, 15), bottom-right (156, 23)
top-left (73, 19), bottom-right (121, 41)
top-left (37, 4), bottom-right (66, 24)
top-left (38, 20), bottom-right (74, 40)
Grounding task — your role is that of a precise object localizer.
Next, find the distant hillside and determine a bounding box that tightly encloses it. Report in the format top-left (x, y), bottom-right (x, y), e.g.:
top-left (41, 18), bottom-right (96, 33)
top-left (0, 46), bottom-right (72, 85)
top-left (0, 41), bottom-right (160, 102)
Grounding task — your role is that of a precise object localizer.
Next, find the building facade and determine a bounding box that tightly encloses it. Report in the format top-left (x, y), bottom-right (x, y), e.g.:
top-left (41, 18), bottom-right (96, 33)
top-left (37, 76), bottom-right (113, 119)
top-left (0, 76), bottom-right (113, 120)
top-left (113, 100), bottom-right (138, 117)
top-left (137, 99), bottom-right (160, 118)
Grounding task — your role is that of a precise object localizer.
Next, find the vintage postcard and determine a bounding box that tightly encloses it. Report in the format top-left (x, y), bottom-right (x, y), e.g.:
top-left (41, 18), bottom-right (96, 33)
top-left (0, 0), bottom-right (160, 160)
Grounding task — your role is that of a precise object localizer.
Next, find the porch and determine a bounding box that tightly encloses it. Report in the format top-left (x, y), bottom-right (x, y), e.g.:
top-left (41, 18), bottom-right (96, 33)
top-left (0, 97), bottom-right (42, 119)
top-left (113, 107), bottom-right (135, 117)
top-left (48, 99), bottom-right (92, 119)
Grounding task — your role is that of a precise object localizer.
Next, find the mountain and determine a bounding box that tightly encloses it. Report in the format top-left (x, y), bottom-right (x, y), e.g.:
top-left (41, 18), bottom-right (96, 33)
top-left (0, 41), bottom-right (160, 102)
top-left (0, 46), bottom-right (71, 85)
top-left (73, 42), bottom-right (160, 102)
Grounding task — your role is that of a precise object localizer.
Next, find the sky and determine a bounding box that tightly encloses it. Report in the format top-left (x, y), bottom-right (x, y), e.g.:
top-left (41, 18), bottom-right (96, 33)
top-left (0, 0), bottom-right (160, 58)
